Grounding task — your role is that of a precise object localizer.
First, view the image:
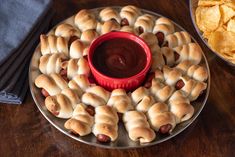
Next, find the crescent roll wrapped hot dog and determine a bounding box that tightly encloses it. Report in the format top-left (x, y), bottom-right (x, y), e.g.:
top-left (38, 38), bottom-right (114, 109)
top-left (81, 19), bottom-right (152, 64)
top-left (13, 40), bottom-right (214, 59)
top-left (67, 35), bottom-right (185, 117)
top-left (134, 14), bottom-right (155, 34)
top-left (107, 89), bottom-right (133, 114)
top-left (39, 53), bottom-right (67, 75)
top-left (45, 88), bottom-right (80, 118)
top-left (120, 5), bottom-right (141, 26)
top-left (99, 7), bottom-right (121, 23)
top-left (35, 73), bottom-right (68, 97)
top-left (60, 58), bottom-right (90, 80)
top-left (93, 105), bottom-right (119, 142)
top-left (147, 102), bottom-right (176, 134)
top-left (80, 29), bottom-right (99, 44)
top-left (173, 43), bottom-right (202, 65)
top-left (81, 86), bottom-right (110, 107)
top-left (139, 32), bottom-right (159, 54)
top-left (168, 90), bottom-right (194, 124)
top-left (176, 61), bottom-right (208, 82)
top-left (150, 69), bottom-right (176, 102)
top-left (101, 19), bottom-right (121, 34)
top-left (55, 23), bottom-right (81, 40)
top-left (68, 74), bottom-right (92, 92)
top-left (40, 34), bottom-right (69, 56)
top-left (69, 39), bottom-right (87, 59)
top-left (175, 76), bottom-right (207, 101)
top-left (64, 103), bottom-right (94, 136)
top-left (123, 111), bottom-right (156, 143)
top-left (120, 25), bottom-right (138, 34)
top-left (153, 17), bottom-right (175, 46)
top-left (74, 9), bottom-right (97, 32)
top-left (131, 87), bottom-right (155, 113)
top-left (165, 31), bottom-right (191, 48)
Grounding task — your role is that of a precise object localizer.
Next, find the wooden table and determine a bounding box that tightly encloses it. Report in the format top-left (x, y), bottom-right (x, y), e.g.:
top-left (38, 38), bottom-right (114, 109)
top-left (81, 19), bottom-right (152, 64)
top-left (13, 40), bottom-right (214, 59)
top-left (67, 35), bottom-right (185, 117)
top-left (1, 0), bottom-right (235, 156)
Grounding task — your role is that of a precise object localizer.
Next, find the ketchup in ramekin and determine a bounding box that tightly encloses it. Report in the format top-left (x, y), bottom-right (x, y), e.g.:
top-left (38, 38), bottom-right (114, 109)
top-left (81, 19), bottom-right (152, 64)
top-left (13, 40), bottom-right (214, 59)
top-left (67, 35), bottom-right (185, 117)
top-left (88, 32), bottom-right (152, 91)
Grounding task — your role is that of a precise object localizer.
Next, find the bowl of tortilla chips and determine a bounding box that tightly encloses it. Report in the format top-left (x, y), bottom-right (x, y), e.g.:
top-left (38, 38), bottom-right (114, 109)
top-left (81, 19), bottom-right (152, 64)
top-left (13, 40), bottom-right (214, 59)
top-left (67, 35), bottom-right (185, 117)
top-left (190, 0), bottom-right (235, 65)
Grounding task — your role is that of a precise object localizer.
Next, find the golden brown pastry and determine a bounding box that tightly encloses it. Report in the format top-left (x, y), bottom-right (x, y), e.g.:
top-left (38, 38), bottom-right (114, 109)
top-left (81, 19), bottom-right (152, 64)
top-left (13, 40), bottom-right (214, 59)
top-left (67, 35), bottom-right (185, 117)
top-left (173, 43), bottom-right (202, 64)
top-left (80, 29), bottom-right (99, 44)
top-left (160, 47), bottom-right (175, 67)
top-left (150, 69), bottom-right (174, 102)
top-left (39, 53), bottom-right (67, 75)
top-left (147, 102), bottom-right (176, 134)
top-left (45, 88), bottom-right (80, 118)
top-left (120, 5), bottom-right (141, 26)
top-left (175, 76), bottom-right (207, 101)
top-left (81, 86), bottom-right (110, 107)
top-left (40, 34), bottom-right (69, 56)
top-left (120, 25), bottom-right (138, 34)
top-left (151, 52), bottom-right (165, 71)
top-left (101, 20), bottom-right (121, 34)
top-left (68, 74), bottom-right (91, 92)
top-left (159, 66), bottom-right (182, 86)
top-left (123, 111), bottom-right (156, 143)
top-left (168, 90), bottom-right (194, 123)
top-left (99, 7), bottom-right (121, 23)
top-left (131, 87), bottom-right (155, 113)
top-left (60, 58), bottom-right (90, 79)
top-left (64, 103), bottom-right (94, 136)
top-left (176, 61), bottom-right (208, 82)
top-left (93, 105), bottom-right (119, 142)
top-left (35, 73), bottom-right (68, 96)
top-left (107, 89), bottom-right (133, 113)
top-left (165, 31), bottom-right (191, 48)
top-left (134, 14), bottom-right (155, 34)
top-left (74, 9), bottom-right (97, 32)
top-left (55, 23), bottom-right (81, 40)
top-left (139, 32), bottom-right (159, 53)
top-left (153, 17), bottom-right (175, 46)
top-left (69, 39), bottom-right (87, 59)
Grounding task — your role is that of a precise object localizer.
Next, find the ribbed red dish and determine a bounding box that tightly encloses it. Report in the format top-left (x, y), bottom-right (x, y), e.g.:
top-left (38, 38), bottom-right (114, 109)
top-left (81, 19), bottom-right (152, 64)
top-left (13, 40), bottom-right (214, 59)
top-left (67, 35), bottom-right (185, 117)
top-left (88, 31), bottom-right (152, 91)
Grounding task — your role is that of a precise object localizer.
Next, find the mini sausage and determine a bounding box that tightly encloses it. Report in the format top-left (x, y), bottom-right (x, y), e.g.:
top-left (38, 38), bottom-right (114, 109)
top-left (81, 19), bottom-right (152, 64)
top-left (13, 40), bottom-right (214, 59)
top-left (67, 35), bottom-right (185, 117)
top-left (85, 105), bottom-right (95, 116)
top-left (88, 75), bottom-right (96, 84)
top-left (120, 18), bottom-right (129, 26)
top-left (41, 88), bottom-right (50, 97)
top-left (60, 69), bottom-right (67, 77)
top-left (174, 51), bottom-right (180, 62)
top-left (175, 79), bottom-right (185, 90)
top-left (138, 26), bottom-right (144, 34)
top-left (155, 32), bottom-right (164, 47)
top-left (68, 36), bottom-right (79, 46)
top-left (97, 134), bottom-right (111, 143)
top-left (59, 69), bottom-right (69, 82)
top-left (159, 124), bottom-right (172, 134)
top-left (144, 72), bottom-right (155, 88)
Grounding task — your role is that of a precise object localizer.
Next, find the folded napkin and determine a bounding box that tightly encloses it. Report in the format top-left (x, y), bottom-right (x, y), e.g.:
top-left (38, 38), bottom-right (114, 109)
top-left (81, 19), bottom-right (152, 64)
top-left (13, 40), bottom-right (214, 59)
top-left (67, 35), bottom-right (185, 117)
top-left (0, 0), bottom-right (53, 104)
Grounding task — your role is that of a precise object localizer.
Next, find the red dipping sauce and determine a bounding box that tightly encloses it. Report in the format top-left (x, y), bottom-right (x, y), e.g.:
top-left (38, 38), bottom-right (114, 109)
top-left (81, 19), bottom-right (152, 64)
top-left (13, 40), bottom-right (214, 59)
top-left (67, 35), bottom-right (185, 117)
top-left (92, 38), bottom-right (147, 78)
top-left (88, 32), bottom-right (152, 91)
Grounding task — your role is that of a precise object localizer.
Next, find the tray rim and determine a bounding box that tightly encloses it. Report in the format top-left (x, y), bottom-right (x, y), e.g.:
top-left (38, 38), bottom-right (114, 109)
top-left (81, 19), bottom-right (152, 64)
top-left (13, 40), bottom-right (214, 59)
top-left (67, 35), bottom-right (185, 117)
top-left (29, 6), bottom-right (211, 149)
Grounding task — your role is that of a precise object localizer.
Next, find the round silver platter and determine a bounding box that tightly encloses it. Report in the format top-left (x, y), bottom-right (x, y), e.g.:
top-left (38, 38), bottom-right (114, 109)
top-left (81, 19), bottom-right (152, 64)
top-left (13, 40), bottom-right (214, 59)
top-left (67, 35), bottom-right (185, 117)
top-left (29, 6), bottom-right (211, 149)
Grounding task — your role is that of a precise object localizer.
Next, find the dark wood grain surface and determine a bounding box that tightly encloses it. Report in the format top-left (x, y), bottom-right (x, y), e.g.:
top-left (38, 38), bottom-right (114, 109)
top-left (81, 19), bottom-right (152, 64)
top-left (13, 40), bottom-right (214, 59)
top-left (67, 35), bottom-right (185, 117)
top-left (1, 0), bottom-right (235, 157)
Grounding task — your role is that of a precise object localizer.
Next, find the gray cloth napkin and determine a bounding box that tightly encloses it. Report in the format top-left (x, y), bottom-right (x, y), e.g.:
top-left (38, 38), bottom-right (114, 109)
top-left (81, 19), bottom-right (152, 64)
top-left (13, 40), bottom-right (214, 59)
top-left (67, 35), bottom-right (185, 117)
top-left (0, 0), bottom-right (53, 104)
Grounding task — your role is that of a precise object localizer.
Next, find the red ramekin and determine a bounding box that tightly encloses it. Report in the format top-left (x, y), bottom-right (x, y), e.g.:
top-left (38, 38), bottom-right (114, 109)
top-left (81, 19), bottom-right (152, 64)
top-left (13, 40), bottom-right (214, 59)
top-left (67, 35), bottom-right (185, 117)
top-left (88, 31), bottom-right (152, 91)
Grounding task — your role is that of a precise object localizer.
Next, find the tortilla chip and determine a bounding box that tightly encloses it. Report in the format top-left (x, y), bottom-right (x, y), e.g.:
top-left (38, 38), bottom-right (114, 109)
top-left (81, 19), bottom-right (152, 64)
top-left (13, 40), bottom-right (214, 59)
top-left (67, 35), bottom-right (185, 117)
top-left (196, 5), bottom-right (221, 32)
top-left (208, 31), bottom-right (235, 53)
top-left (220, 4), bottom-right (235, 23)
top-left (227, 18), bottom-right (235, 32)
top-left (198, 0), bottom-right (224, 6)
top-left (225, 1), bottom-right (235, 10)
top-left (203, 31), bottom-right (212, 39)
